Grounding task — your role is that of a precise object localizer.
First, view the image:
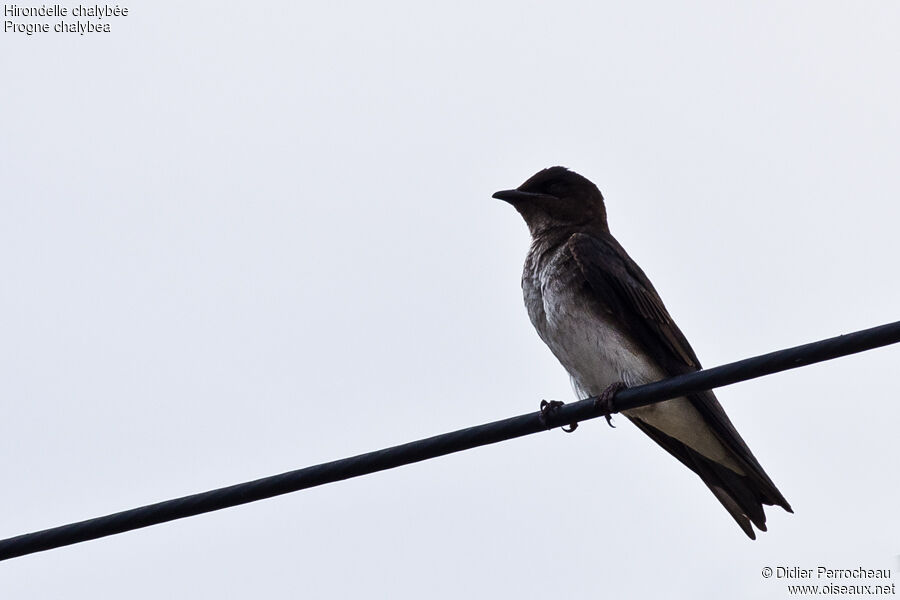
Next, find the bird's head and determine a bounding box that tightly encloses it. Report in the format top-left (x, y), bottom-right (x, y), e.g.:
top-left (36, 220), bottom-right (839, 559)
top-left (493, 166), bottom-right (608, 237)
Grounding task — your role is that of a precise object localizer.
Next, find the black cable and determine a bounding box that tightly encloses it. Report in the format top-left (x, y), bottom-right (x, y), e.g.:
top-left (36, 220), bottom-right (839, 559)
top-left (1, 319), bottom-right (899, 562)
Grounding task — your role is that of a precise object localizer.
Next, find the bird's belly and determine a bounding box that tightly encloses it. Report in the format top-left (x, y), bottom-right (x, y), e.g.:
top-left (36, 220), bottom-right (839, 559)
top-left (533, 290), bottom-right (663, 395)
top-left (531, 288), bottom-right (741, 470)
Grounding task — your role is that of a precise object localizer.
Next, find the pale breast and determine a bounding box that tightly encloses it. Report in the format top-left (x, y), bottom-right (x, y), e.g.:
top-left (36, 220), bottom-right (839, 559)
top-left (522, 242), bottom-right (664, 397)
top-left (522, 240), bottom-right (743, 472)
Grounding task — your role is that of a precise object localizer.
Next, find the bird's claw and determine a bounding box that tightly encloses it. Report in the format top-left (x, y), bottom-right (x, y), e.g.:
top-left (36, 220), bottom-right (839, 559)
top-left (594, 382), bottom-right (626, 428)
top-left (539, 399), bottom-right (578, 433)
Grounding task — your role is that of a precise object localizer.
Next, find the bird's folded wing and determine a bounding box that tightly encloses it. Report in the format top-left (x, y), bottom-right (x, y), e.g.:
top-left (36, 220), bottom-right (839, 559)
top-left (566, 232), bottom-right (700, 374)
top-left (566, 231), bottom-right (791, 511)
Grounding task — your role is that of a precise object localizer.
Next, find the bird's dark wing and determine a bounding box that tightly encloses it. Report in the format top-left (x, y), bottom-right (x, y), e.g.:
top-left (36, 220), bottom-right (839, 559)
top-left (566, 232), bottom-right (700, 375)
top-left (566, 232), bottom-right (791, 535)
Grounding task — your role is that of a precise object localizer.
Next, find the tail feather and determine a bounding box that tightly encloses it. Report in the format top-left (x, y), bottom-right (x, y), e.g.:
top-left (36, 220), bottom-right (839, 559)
top-left (628, 417), bottom-right (790, 539)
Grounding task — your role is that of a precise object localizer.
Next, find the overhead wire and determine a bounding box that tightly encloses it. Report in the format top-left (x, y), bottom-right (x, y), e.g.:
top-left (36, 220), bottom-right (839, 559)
top-left (1, 319), bottom-right (898, 562)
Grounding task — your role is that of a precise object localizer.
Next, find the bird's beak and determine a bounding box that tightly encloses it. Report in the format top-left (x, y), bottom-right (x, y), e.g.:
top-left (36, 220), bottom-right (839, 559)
top-left (492, 189), bottom-right (554, 204)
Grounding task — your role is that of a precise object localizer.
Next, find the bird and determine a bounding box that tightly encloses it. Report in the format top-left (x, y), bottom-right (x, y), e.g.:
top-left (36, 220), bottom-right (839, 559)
top-left (493, 166), bottom-right (791, 539)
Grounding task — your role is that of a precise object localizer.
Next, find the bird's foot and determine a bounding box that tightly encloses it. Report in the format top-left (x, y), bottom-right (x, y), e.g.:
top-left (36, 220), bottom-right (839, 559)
top-left (594, 382), bottom-right (626, 428)
top-left (539, 399), bottom-right (578, 433)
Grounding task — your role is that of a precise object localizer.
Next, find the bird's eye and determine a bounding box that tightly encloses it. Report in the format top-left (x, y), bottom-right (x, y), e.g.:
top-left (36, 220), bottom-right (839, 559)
top-left (547, 182), bottom-right (566, 196)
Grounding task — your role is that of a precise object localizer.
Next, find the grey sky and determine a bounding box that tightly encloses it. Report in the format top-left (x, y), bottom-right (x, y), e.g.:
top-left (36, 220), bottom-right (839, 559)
top-left (1, 2), bottom-right (898, 598)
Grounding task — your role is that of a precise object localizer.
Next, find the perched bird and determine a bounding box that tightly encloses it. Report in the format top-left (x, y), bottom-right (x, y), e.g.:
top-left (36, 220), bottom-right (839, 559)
top-left (494, 166), bottom-right (791, 539)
